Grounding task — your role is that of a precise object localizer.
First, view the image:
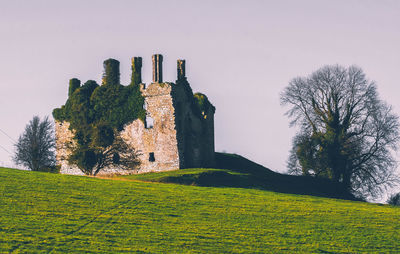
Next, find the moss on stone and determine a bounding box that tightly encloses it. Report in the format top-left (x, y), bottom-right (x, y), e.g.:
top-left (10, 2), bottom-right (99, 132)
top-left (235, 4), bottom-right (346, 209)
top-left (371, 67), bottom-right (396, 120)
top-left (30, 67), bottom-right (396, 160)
top-left (193, 93), bottom-right (215, 119)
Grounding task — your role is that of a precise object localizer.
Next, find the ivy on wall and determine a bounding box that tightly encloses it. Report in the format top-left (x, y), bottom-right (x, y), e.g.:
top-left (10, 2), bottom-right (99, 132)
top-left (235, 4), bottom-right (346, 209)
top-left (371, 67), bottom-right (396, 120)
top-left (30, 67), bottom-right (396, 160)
top-left (52, 59), bottom-right (145, 175)
top-left (53, 60), bottom-right (145, 131)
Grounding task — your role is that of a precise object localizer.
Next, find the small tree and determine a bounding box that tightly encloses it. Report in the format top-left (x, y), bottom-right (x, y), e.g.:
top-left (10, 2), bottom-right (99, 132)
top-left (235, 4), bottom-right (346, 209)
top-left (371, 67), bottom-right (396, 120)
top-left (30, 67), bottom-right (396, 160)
top-left (68, 127), bottom-right (141, 176)
top-left (14, 116), bottom-right (56, 171)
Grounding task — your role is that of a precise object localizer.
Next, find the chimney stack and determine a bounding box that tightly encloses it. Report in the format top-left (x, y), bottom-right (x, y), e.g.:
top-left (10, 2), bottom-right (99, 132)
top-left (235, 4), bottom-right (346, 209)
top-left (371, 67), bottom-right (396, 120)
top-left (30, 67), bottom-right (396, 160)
top-left (152, 54), bottom-right (163, 83)
top-left (177, 59), bottom-right (186, 80)
top-left (102, 59), bottom-right (120, 86)
top-left (68, 78), bottom-right (81, 97)
top-left (131, 57), bottom-right (142, 86)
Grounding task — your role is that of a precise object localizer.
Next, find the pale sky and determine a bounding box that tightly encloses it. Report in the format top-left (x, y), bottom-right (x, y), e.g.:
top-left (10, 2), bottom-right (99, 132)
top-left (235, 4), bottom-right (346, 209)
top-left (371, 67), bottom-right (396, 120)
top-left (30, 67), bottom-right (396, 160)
top-left (1, 0), bottom-right (400, 196)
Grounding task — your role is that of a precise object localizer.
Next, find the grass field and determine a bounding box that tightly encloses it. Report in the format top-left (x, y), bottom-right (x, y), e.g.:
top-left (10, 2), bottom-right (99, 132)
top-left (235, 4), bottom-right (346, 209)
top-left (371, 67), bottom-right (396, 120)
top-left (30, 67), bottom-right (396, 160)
top-left (1, 166), bottom-right (400, 253)
top-left (120, 153), bottom-right (358, 201)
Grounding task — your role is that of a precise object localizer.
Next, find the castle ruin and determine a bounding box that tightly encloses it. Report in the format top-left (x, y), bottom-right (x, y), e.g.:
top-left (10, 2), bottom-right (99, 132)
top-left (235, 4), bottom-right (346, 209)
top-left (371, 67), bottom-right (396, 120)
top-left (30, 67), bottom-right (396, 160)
top-left (56, 54), bottom-right (216, 175)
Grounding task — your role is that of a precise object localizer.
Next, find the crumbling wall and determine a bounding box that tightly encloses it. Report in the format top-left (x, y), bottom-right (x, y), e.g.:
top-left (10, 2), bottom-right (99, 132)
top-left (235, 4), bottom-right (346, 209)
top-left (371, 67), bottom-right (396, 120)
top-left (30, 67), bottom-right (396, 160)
top-left (201, 105), bottom-right (216, 167)
top-left (172, 80), bottom-right (215, 169)
top-left (121, 82), bottom-right (180, 172)
top-left (55, 121), bottom-right (81, 175)
top-left (55, 121), bottom-right (140, 175)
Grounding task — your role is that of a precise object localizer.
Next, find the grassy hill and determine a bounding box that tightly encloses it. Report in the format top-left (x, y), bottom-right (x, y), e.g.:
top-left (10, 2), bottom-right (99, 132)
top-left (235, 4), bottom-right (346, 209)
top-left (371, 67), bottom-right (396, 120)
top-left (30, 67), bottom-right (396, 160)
top-left (121, 153), bottom-right (357, 200)
top-left (1, 164), bottom-right (400, 252)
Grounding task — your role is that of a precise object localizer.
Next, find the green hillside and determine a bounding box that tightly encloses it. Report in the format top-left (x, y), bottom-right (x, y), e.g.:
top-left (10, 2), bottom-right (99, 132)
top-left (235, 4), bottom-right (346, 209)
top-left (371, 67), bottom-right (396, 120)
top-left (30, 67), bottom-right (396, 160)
top-left (122, 153), bottom-right (357, 200)
top-left (1, 166), bottom-right (399, 253)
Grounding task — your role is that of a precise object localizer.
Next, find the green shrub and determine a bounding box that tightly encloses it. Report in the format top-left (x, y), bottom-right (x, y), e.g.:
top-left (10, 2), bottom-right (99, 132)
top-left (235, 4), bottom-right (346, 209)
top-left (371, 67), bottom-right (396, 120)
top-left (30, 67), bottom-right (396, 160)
top-left (388, 192), bottom-right (400, 206)
top-left (40, 165), bottom-right (61, 173)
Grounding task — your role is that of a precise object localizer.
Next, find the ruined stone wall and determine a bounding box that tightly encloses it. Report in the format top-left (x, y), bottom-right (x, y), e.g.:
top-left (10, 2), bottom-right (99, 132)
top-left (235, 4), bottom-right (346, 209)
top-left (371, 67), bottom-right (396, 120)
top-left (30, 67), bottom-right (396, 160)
top-left (201, 106), bottom-right (216, 167)
top-left (55, 121), bottom-right (140, 175)
top-left (55, 121), bottom-right (82, 175)
top-left (54, 83), bottom-right (182, 175)
top-left (121, 82), bottom-right (180, 172)
top-left (172, 80), bottom-right (215, 169)
top-left (122, 78), bottom-right (215, 172)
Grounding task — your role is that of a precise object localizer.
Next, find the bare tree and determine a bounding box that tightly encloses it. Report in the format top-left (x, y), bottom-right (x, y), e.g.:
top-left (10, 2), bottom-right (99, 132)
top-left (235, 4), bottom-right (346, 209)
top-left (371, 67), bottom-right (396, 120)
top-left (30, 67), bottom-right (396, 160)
top-left (14, 116), bottom-right (56, 171)
top-left (281, 65), bottom-right (399, 199)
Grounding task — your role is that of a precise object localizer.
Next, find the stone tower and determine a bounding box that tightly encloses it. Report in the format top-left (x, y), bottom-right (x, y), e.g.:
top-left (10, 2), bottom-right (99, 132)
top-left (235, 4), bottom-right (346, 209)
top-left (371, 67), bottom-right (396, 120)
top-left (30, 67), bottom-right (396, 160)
top-left (56, 54), bottom-right (215, 175)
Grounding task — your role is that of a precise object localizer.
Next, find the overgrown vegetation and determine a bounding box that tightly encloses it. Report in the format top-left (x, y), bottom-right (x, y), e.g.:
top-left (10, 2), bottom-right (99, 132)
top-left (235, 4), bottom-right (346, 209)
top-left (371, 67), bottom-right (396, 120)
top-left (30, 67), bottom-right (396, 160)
top-left (52, 59), bottom-right (145, 175)
top-left (1, 167), bottom-right (399, 253)
top-left (193, 92), bottom-right (214, 118)
top-left (175, 78), bottom-right (215, 121)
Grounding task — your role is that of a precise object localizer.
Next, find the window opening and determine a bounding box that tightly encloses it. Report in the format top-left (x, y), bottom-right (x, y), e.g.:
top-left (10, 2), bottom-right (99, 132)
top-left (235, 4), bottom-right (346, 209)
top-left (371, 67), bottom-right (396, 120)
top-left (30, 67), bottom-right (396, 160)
top-left (149, 152), bottom-right (155, 162)
top-left (145, 116), bottom-right (154, 129)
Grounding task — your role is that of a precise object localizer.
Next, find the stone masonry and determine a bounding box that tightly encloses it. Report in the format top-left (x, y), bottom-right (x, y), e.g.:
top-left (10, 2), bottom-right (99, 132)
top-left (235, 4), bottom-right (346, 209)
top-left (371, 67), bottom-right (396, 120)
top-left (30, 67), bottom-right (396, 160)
top-left (56, 54), bottom-right (215, 175)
